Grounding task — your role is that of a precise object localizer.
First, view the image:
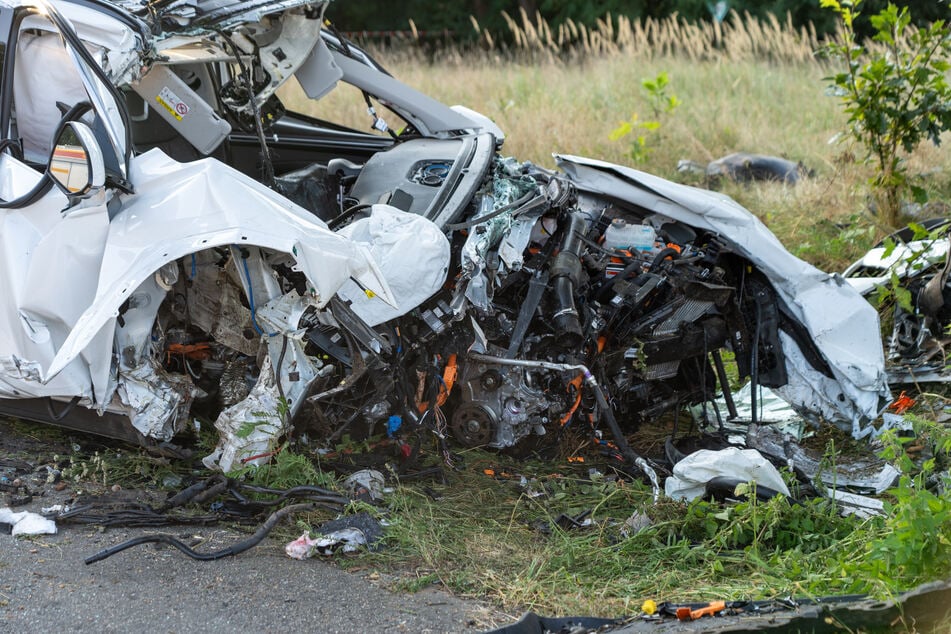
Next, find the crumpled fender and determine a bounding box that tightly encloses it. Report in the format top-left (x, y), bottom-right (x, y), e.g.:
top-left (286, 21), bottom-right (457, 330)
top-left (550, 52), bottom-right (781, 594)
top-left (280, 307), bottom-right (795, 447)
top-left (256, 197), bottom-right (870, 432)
top-left (555, 154), bottom-right (890, 430)
top-left (45, 149), bottom-right (395, 382)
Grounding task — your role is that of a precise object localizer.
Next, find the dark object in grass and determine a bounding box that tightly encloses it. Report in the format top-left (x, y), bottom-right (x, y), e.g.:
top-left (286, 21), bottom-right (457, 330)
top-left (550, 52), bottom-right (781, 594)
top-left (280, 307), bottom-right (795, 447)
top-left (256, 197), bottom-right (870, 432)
top-left (314, 511), bottom-right (385, 552)
top-left (678, 153), bottom-right (812, 186)
top-left (533, 509), bottom-right (593, 535)
top-left (704, 476), bottom-right (784, 503)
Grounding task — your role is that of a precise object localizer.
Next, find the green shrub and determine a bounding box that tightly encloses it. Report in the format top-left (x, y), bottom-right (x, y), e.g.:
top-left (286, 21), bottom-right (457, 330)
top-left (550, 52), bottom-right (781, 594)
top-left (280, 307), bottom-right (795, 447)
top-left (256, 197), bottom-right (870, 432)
top-left (822, 0), bottom-right (951, 227)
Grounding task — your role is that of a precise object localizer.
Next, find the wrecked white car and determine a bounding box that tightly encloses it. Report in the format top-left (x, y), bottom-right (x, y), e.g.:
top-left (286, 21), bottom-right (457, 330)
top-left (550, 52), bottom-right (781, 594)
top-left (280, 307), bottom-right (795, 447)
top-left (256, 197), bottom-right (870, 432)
top-left (0, 0), bottom-right (890, 475)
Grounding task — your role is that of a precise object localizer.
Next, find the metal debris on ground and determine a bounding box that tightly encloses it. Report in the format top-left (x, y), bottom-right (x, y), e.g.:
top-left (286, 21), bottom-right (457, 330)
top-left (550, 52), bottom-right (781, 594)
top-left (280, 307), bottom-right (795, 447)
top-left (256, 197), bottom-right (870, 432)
top-left (285, 512), bottom-right (384, 559)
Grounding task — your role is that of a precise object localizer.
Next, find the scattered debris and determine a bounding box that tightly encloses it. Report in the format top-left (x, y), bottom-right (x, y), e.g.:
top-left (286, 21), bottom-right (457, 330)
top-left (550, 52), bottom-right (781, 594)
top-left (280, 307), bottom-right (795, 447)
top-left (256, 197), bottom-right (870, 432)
top-left (489, 579), bottom-right (951, 632)
top-left (343, 469), bottom-right (386, 503)
top-left (664, 447), bottom-right (791, 502)
top-left (84, 503), bottom-right (320, 564)
top-left (285, 512), bottom-right (384, 559)
top-left (621, 511), bottom-right (652, 537)
top-left (747, 425), bottom-right (899, 495)
top-left (0, 507), bottom-right (57, 536)
top-left (843, 218), bottom-right (951, 384)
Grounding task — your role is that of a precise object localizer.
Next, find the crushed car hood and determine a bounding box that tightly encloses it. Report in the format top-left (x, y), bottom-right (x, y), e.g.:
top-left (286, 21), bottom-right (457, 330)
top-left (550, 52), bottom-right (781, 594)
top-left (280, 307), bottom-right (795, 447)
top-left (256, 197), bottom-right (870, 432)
top-left (556, 155), bottom-right (890, 434)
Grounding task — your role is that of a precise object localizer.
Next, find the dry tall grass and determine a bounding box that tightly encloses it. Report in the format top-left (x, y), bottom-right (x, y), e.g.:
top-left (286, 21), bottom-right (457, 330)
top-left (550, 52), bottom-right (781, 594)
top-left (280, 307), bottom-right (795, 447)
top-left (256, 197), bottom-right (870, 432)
top-left (282, 10), bottom-right (950, 271)
top-left (481, 8), bottom-right (822, 64)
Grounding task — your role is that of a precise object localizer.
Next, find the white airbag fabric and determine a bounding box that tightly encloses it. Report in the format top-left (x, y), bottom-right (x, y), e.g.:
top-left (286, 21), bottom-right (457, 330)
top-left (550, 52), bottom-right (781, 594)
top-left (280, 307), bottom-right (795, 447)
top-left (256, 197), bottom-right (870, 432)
top-left (665, 447), bottom-right (791, 501)
top-left (337, 205), bottom-right (451, 326)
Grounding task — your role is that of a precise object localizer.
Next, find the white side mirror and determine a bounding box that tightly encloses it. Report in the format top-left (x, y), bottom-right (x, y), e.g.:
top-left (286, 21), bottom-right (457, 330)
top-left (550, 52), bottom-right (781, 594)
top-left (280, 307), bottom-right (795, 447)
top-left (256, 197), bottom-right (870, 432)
top-left (48, 121), bottom-right (105, 198)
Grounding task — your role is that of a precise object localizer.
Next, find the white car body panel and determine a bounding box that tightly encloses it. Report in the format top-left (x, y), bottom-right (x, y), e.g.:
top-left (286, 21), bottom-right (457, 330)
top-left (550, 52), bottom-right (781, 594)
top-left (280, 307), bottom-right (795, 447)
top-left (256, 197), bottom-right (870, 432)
top-left (44, 148), bottom-right (394, 383)
top-left (556, 155), bottom-right (890, 434)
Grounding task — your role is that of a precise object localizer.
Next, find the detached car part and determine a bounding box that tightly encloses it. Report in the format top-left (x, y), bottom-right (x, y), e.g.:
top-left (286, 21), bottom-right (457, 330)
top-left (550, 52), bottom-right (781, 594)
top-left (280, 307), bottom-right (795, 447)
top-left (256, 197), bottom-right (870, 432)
top-left (843, 219), bottom-right (951, 384)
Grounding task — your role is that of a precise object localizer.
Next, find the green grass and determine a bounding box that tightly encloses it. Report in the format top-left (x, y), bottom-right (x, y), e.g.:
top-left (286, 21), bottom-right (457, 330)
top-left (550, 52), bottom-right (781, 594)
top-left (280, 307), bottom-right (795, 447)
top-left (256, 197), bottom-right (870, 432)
top-left (347, 450), bottom-right (889, 616)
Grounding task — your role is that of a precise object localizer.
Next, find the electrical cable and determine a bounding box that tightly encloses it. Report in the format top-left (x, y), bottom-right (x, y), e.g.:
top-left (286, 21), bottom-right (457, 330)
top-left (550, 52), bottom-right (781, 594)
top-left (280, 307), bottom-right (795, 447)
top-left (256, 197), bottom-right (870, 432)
top-left (444, 191), bottom-right (536, 231)
top-left (751, 299), bottom-right (762, 426)
top-left (327, 202), bottom-right (373, 230)
top-left (217, 31), bottom-right (274, 186)
top-left (649, 247), bottom-right (680, 271)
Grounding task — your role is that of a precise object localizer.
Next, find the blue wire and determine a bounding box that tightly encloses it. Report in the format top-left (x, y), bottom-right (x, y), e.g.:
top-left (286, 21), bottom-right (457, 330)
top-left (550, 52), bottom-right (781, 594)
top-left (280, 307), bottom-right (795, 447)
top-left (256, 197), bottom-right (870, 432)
top-left (239, 249), bottom-right (278, 337)
top-left (190, 254), bottom-right (197, 280)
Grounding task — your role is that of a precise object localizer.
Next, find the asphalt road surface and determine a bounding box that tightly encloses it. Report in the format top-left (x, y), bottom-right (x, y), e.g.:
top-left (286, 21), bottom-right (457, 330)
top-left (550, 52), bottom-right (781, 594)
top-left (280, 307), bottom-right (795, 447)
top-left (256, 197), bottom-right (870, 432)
top-left (1, 523), bottom-right (503, 633)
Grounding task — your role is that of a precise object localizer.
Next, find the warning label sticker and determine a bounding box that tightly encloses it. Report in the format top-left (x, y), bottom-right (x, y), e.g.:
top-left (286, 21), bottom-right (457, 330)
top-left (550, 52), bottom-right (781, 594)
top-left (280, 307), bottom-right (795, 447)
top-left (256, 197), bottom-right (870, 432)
top-left (156, 86), bottom-right (190, 121)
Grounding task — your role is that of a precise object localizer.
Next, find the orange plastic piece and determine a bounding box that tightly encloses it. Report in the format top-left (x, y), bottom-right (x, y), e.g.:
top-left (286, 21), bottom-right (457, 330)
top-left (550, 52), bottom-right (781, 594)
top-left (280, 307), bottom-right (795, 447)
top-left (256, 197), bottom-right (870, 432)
top-left (559, 373), bottom-right (585, 427)
top-left (436, 354), bottom-right (458, 407)
top-left (567, 456), bottom-right (585, 463)
top-left (676, 601), bottom-right (726, 621)
top-left (166, 342), bottom-right (212, 361)
top-left (889, 390), bottom-right (916, 415)
top-left (416, 354), bottom-right (459, 412)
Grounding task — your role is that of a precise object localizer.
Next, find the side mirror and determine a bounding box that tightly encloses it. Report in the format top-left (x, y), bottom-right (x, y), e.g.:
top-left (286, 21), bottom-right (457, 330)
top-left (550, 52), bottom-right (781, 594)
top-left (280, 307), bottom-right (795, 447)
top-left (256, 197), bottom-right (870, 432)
top-left (47, 121), bottom-right (105, 198)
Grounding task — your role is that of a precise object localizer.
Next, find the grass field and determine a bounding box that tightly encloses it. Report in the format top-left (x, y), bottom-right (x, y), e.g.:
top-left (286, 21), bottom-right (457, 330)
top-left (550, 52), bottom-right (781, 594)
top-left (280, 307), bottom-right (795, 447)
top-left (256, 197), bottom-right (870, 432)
top-left (283, 11), bottom-right (951, 274)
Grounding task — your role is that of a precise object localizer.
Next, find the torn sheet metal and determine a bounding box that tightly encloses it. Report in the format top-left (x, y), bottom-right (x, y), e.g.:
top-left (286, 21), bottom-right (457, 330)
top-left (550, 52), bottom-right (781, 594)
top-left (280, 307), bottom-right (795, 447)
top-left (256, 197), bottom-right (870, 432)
top-left (844, 227), bottom-right (951, 384)
top-left (664, 447), bottom-right (791, 501)
top-left (843, 235), bottom-right (950, 296)
top-left (555, 155), bottom-right (890, 434)
top-left (116, 360), bottom-right (202, 440)
top-left (203, 356), bottom-right (284, 472)
top-left (747, 424), bottom-right (899, 494)
top-left (203, 291), bottom-right (329, 471)
top-left (712, 382), bottom-right (806, 427)
top-left (829, 490), bottom-right (885, 518)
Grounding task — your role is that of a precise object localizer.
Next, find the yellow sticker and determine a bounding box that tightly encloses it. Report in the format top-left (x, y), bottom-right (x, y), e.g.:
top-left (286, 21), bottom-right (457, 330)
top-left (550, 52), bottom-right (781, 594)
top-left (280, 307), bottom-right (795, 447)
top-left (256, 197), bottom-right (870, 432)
top-left (155, 86), bottom-right (190, 121)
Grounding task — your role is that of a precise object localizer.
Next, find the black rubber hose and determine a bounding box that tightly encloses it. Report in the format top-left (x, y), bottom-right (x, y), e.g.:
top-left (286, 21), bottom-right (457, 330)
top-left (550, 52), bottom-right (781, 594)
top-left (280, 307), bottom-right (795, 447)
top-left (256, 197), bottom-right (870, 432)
top-left (591, 382), bottom-right (645, 467)
top-left (444, 191), bottom-right (536, 231)
top-left (327, 202), bottom-right (373, 230)
top-left (237, 483), bottom-right (345, 499)
top-left (549, 212), bottom-right (587, 345)
top-left (84, 503), bottom-right (319, 564)
top-left (649, 247), bottom-right (679, 271)
top-left (705, 476), bottom-right (783, 502)
top-left (593, 246), bottom-right (678, 303)
top-left (161, 475), bottom-right (227, 510)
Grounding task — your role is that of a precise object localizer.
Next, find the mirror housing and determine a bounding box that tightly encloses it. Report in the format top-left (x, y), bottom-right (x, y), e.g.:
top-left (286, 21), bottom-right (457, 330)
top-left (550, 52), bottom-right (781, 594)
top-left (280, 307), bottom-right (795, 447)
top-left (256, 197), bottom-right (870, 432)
top-left (48, 121), bottom-right (105, 199)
